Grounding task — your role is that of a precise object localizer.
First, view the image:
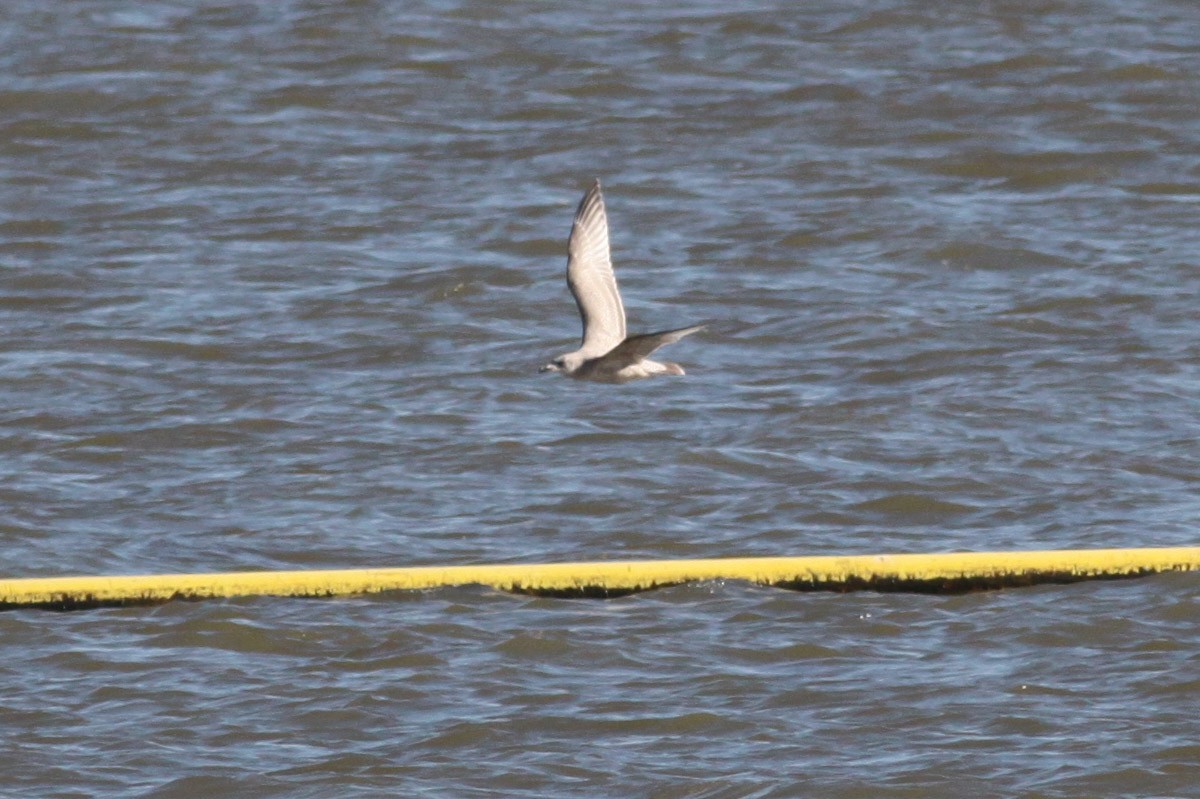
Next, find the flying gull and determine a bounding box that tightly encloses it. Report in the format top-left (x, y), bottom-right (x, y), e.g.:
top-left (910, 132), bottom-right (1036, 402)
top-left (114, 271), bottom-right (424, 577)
top-left (540, 179), bottom-right (705, 383)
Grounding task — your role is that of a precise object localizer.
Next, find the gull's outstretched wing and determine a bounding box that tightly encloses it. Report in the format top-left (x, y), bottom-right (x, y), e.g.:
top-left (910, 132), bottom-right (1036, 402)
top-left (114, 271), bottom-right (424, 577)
top-left (566, 179), bottom-right (626, 357)
top-left (602, 323), bottom-right (707, 366)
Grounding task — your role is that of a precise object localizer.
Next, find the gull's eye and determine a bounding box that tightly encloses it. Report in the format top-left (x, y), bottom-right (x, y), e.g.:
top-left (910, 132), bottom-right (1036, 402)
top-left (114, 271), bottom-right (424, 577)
top-left (554, 358), bottom-right (565, 367)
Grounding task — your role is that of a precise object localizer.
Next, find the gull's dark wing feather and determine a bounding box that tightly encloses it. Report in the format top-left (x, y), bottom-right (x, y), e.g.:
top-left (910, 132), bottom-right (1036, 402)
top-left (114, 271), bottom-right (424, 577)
top-left (601, 323), bottom-right (706, 366)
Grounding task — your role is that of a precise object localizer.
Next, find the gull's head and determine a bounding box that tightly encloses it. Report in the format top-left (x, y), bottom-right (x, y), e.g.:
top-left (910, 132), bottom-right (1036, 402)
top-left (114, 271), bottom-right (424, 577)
top-left (540, 352), bottom-right (584, 375)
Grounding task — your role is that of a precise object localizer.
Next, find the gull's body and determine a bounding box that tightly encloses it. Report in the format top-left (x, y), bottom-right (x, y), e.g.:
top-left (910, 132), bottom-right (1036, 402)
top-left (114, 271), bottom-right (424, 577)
top-left (541, 180), bottom-right (704, 383)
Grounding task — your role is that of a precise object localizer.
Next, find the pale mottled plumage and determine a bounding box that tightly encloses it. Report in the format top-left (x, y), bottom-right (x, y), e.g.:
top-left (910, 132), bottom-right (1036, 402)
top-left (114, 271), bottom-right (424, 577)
top-left (541, 180), bottom-right (705, 383)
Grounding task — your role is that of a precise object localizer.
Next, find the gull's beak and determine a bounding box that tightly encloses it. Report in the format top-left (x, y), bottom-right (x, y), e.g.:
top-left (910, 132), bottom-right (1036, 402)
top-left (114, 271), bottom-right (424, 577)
top-left (539, 363), bottom-right (559, 373)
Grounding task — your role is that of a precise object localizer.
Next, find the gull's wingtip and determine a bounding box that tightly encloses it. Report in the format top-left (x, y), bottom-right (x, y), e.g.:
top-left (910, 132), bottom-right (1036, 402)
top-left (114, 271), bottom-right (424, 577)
top-left (574, 178), bottom-right (603, 202)
top-left (573, 178), bottom-right (607, 221)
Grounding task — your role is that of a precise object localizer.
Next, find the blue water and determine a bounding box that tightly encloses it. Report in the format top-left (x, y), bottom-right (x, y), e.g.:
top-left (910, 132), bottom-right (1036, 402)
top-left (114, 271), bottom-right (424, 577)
top-left (2, 0), bottom-right (1198, 795)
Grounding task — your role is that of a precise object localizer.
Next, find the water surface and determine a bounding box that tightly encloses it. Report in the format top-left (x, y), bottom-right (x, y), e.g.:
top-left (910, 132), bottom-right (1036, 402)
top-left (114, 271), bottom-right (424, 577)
top-left (2, 1), bottom-right (1198, 796)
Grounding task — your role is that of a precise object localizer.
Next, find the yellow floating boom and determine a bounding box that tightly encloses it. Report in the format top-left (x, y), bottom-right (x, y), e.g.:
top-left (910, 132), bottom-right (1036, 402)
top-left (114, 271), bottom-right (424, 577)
top-left (1, 547), bottom-right (1197, 611)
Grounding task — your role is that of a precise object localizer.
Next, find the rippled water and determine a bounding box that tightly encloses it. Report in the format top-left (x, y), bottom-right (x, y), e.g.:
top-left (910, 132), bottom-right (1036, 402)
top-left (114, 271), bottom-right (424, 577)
top-left (2, 0), bottom-right (1199, 795)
